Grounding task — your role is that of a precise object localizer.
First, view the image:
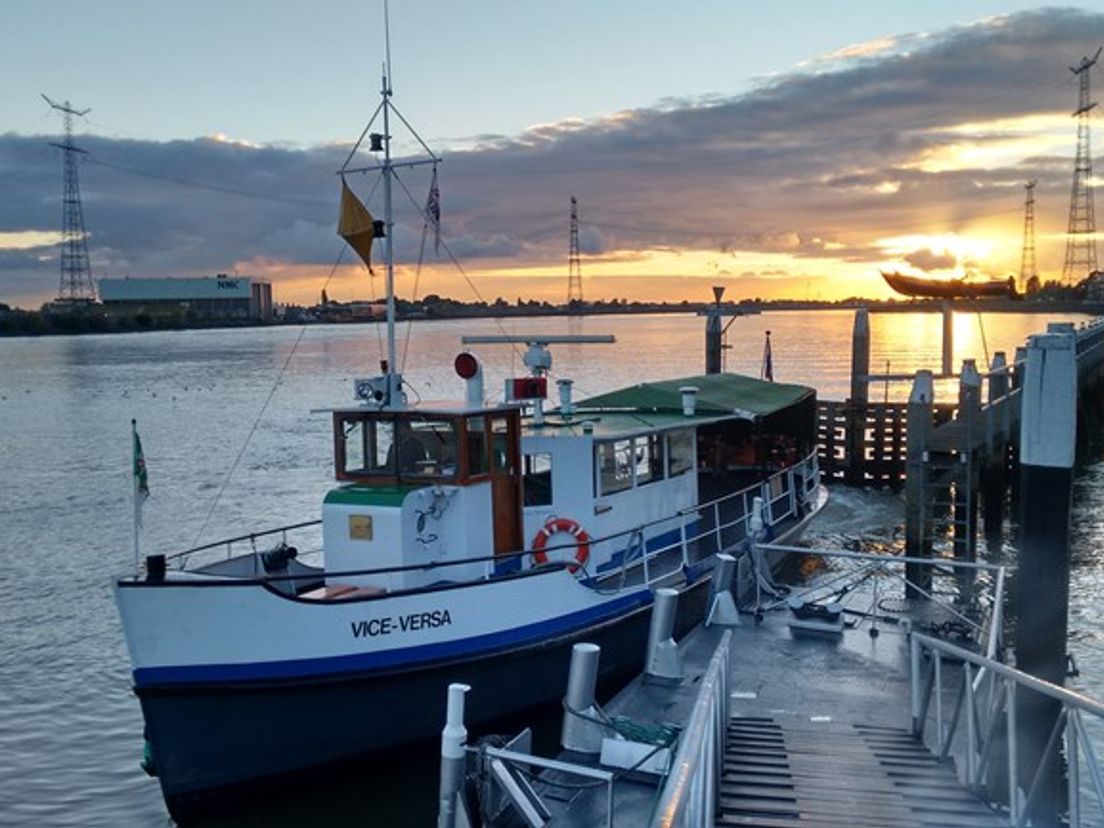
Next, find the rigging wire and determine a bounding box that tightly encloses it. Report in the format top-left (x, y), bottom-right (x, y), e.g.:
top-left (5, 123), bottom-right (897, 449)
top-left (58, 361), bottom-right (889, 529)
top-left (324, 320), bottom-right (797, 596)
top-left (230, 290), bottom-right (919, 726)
top-left (187, 246), bottom-right (348, 551)
top-left (390, 169), bottom-right (527, 372)
top-left (976, 311), bottom-right (991, 369)
top-left (85, 154), bottom-right (330, 208)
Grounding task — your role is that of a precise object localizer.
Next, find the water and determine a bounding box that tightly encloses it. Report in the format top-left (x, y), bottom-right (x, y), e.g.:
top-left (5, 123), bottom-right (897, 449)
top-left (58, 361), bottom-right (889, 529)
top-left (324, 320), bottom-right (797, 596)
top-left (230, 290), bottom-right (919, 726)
top-left (0, 309), bottom-right (1100, 825)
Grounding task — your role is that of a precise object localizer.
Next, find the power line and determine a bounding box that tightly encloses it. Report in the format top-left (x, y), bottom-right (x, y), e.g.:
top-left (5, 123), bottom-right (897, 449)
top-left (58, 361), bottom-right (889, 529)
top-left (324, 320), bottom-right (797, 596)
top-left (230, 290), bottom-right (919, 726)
top-left (567, 195), bottom-right (583, 303)
top-left (1020, 180), bottom-right (1038, 292)
top-left (85, 154), bottom-right (331, 208)
top-left (42, 94), bottom-right (96, 303)
top-left (1062, 47), bottom-right (1102, 284)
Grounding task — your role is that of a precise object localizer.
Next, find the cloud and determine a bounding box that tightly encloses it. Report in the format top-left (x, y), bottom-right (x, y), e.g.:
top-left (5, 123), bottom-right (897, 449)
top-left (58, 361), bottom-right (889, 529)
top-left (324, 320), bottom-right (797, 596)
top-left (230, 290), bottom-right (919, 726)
top-left (904, 248), bottom-right (958, 272)
top-left (2, 8), bottom-right (1101, 306)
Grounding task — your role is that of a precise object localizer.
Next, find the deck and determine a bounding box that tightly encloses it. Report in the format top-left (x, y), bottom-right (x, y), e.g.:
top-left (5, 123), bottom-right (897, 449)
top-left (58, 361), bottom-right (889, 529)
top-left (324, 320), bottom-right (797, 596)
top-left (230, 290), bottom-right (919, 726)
top-left (534, 609), bottom-right (1003, 827)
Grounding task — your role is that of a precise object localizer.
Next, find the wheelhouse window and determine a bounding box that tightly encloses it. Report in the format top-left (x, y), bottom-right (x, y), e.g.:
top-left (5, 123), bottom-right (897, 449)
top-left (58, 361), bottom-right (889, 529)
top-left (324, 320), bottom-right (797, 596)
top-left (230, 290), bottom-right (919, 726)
top-left (523, 452), bottom-right (553, 506)
top-left (467, 417), bottom-right (489, 476)
top-left (335, 413), bottom-right (460, 482)
top-left (667, 428), bottom-right (694, 477)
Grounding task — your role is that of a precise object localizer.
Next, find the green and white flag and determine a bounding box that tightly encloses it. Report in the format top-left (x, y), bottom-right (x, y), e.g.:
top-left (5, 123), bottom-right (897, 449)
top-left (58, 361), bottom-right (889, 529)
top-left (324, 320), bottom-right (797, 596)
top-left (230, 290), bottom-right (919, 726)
top-left (133, 420), bottom-right (149, 525)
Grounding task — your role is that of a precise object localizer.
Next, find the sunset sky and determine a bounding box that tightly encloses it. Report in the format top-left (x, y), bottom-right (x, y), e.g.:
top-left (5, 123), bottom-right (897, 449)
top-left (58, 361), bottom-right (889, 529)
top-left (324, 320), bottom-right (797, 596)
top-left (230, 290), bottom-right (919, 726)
top-left (2, 2), bottom-right (1103, 308)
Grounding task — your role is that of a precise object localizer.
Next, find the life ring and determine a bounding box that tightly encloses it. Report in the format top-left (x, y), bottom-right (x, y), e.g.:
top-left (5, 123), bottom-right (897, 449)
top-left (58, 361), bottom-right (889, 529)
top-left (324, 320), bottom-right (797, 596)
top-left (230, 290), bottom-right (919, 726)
top-left (531, 517), bottom-right (590, 573)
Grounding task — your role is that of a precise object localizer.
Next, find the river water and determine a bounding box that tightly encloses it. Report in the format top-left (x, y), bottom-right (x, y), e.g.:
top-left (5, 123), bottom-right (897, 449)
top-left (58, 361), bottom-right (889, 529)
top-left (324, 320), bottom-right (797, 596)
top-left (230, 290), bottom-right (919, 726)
top-left (1, 309), bottom-right (1100, 826)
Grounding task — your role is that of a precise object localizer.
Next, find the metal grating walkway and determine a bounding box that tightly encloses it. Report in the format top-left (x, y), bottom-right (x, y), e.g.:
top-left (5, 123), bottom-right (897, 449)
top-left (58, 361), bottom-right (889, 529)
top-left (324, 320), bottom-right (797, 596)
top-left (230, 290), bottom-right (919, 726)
top-left (718, 716), bottom-right (1007, 827)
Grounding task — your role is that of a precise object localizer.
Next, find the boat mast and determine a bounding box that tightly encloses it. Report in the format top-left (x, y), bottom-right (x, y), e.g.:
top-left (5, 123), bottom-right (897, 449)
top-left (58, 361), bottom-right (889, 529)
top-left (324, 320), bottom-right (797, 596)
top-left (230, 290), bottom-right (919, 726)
top-left (381, 64), bottom-right (398, 399)
top-left (338, 1), bottom-right (440, 409)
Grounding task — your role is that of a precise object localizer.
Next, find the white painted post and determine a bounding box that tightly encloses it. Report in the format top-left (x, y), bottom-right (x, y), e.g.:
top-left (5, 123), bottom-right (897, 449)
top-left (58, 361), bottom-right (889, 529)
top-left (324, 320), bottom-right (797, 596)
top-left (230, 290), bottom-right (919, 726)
top-left (706, 554), bottom-right (740, 627)
top-left (437, 683), bottom-right (471, 828)
top-left (561, 643), bottom-right (604, 753)
top-left (645, 588), bottom-right (683, 682)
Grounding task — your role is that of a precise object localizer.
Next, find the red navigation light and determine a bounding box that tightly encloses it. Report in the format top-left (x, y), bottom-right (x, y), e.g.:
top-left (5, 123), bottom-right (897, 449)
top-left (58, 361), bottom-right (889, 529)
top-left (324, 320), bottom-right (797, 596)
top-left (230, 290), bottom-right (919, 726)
top-left (454, 352), bottom-right (480, 379)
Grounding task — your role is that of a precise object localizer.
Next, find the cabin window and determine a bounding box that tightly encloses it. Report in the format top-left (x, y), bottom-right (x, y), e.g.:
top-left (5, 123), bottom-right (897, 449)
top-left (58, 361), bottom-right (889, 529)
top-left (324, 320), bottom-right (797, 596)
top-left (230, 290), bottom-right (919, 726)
top-left (400, 418), bottom-right (458, 477)
top-left (342, 419), bottom-right (395, 476)
top-left (667, 428), bottom-right (694, 477)
top-left (634, 434), bottom-right (664, 486)
top-left (467, 417), bottom-right (489, 476)
top-left (523, 452), bottom-right (553, 506)
top-left (597, 439), bottom-right (633, 495)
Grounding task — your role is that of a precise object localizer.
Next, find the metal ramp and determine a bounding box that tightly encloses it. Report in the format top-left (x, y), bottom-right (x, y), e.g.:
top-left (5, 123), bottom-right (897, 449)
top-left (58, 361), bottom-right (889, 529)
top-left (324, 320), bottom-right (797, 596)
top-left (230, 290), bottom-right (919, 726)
top-left (718, 715), bottom-right (1006, 827)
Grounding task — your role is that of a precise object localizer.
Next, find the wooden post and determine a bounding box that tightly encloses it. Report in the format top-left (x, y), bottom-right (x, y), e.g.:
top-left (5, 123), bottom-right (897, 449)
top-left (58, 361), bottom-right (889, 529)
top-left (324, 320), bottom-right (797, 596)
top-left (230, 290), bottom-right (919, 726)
top-left (905, 371), bottom-right (933, 598)
top-left (941, 302), bottom-right (954, 377)
top-left (953, 360), bottom-right (980, 561)
top-left (982, 352), bottom-right (1008, 552)
top-left (1016, 330), bottom-right (1077, 820)
top-left (847, 309), bottom-right (870, 484)
top-left (704, 285), bottom-right (725, 374)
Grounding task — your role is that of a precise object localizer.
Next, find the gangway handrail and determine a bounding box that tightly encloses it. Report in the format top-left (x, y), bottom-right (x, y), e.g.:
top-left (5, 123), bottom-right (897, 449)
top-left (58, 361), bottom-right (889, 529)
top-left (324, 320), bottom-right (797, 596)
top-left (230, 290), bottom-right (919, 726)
top-left (909, 631), bottom-right (1104, 826)
top-left (649, 629), bottom-right (732, 828)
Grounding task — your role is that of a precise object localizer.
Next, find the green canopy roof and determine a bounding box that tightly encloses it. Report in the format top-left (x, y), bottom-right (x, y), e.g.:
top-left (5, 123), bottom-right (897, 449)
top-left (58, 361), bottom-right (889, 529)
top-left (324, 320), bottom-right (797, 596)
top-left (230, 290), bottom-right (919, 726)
top-left (577, 373), bottom-right (813, 421)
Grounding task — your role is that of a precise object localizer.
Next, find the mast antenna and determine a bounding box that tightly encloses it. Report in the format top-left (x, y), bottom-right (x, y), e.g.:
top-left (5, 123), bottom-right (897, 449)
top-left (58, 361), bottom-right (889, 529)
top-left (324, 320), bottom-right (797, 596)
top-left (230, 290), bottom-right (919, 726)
top-left (42, 94), bottom-right (96, 303)
top-left (567, 196), bottom-right (583, 304)
top-left (1020, 180), bottom-right (1038, 294)
top-left (1062, 46), bottom-right (1102, 284)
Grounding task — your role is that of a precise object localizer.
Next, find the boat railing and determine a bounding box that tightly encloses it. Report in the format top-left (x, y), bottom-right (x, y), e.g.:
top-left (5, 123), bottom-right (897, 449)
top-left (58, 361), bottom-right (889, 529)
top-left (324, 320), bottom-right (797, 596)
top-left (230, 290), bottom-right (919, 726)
top-left (147, 451), bottom-right (820, 596)
top-left (630, 450), bottom-right (820, 589)
top-left (648, 629), bottom-right (732, 828)
top-left (909, 631), bottom-right (1104, 827)
top-left (162, 520), bottom-right (324, 569)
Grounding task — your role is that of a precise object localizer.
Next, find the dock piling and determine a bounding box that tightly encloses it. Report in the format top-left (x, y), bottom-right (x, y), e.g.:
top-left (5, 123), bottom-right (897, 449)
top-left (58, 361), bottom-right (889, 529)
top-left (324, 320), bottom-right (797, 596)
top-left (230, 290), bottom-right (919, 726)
top-left (561, 643), bottom-right (604, 754)
top-left (904, 371), bottom-right (934, 598)
top-left (645, 588), bottom-right (683, 682)
top-left (1016, 329), bottom-right (1077, 820)
top-left (953, 360), bottom-right (981, 561)
top-left (437, 683), bottom-right (472, 828)
top-left (942, 303), bottom-right (954, 376)
top-left (847, 309), bottom-right (870, 485)
top-left (982, 352), bottom-right (1009, 551)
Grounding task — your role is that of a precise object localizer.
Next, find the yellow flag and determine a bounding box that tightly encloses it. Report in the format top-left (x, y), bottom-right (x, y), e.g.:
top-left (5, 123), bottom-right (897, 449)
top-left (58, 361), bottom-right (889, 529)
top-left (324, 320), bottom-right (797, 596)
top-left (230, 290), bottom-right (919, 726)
top-left (338, 180), bottom-right (376, 274)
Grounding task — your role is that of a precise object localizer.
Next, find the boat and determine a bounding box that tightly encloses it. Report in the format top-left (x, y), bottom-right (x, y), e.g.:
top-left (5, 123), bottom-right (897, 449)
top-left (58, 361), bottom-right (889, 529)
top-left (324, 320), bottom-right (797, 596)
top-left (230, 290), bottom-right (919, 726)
top-left (881, 270), bottom-right (1019, 299)
top-left (112, 57), bottom-right (828, 823)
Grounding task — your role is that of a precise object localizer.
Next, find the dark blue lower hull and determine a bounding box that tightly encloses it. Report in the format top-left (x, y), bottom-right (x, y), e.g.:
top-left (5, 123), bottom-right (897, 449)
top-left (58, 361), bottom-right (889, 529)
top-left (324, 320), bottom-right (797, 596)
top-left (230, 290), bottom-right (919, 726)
top-left (139, 578), bottom-right (710, 824)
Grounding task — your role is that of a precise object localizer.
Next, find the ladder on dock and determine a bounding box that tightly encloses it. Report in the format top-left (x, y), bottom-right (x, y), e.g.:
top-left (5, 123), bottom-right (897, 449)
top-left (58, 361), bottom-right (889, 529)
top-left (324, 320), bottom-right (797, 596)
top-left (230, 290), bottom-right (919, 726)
top-left (719, 715), bottom-right (1006, 827)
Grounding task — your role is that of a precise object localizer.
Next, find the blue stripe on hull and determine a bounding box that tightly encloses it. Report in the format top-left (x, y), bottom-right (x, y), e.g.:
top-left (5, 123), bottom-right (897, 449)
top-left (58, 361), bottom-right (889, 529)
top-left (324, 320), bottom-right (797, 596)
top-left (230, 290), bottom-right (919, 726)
top-left (143, 578), bottom-right (712, 823)
top-left (135, 589), bottom-right (652, 687)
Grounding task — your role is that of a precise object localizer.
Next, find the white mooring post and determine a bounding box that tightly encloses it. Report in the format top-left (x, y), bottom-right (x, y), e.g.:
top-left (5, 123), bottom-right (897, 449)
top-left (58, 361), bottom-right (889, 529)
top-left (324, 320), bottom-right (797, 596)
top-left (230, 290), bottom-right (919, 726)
top-left (1016, 329), bottom-right (1077, 821)
top-left (706, 554), bottom-right (740, 626)
top-left (561, 643), bottom-right (604, 753)
top-left (645, 588), bottom-right (683, 682)
top-left (437, 683), bottom-right (472, 828)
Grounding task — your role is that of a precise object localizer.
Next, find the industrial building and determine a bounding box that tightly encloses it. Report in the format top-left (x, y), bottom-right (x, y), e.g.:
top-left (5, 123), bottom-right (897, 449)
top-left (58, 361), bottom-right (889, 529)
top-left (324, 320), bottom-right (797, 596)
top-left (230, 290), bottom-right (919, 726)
top-left (98, 276), bottom-right (273, 322)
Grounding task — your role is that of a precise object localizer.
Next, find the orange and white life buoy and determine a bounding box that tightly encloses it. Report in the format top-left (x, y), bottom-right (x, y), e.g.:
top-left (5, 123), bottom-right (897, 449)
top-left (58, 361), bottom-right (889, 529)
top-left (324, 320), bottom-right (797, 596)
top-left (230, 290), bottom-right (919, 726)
top-left (531, 517), bottom-right (590, 573)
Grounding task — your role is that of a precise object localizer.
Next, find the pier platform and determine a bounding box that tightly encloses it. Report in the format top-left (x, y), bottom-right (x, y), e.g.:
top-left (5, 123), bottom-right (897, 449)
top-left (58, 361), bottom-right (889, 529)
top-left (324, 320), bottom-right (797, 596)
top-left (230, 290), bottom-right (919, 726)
top-left (531, 610), bottom-right (1003, 827)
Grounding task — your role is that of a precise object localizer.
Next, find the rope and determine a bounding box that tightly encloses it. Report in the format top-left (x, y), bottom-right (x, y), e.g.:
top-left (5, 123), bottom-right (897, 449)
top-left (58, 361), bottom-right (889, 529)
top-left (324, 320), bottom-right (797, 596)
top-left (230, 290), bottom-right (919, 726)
top-left (976, 312), bottom-right (991, 368)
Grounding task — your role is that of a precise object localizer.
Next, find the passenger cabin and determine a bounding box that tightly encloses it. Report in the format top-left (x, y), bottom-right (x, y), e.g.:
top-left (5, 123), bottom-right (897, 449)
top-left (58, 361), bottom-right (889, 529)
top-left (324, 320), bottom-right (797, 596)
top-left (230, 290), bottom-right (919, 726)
top-left (322, 373), bottom-right (816, 591)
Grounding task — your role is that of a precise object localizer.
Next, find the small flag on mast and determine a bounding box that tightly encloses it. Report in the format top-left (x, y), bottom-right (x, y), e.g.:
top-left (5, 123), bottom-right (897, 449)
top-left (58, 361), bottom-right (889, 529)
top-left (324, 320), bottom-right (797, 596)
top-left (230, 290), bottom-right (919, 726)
top-left (761, 330), bottom-right (774, 382)
top-left (426, 165), bottom-right (441, 256)
top-left (337, 178), bottom-right (377, 274)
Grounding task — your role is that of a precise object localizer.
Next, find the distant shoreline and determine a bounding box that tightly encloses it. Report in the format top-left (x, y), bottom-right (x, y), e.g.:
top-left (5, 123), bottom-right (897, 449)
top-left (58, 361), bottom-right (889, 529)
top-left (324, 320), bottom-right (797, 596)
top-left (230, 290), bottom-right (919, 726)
top-left (2, 297), bottom-right (1101, 338)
